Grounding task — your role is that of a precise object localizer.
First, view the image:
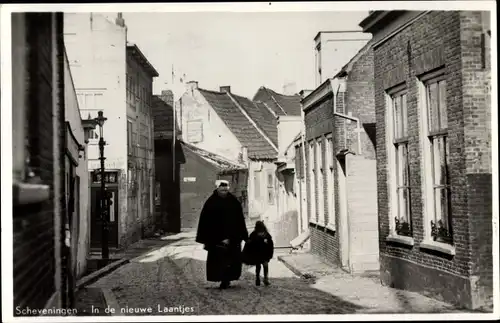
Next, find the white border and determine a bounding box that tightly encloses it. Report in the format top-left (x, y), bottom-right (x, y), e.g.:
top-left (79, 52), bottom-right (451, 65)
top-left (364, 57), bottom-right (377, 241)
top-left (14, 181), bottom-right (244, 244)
top-left (2, 2), bottom-right (498, 322)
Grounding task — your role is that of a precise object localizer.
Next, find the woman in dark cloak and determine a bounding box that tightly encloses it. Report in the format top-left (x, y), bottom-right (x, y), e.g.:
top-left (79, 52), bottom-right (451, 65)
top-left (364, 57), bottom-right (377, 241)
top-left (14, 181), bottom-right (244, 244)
top-left (195, 180), bottom-right (249, 289)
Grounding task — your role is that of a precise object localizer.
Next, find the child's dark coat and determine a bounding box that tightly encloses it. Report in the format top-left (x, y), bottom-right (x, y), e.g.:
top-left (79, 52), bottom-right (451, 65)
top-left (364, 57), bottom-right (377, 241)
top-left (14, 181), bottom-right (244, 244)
top-left (242, 230), bottom-right (274, 265)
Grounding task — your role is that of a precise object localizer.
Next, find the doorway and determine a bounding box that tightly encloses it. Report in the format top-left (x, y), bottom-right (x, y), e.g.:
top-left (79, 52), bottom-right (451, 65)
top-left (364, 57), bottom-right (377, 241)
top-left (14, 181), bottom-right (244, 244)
top-left (90, 184), bottom-right (119, 249)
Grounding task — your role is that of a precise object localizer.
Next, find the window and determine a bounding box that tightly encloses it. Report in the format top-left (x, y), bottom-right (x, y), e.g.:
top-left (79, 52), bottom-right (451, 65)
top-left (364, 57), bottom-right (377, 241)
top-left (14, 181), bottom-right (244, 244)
top-left (308, 141), bottom-right (316, 223)
top-left (326, 134), bottom-right (335, 229)
top-left (88, 129), bottom-right (99, 140)
top-left (253, 170), bottom-right (260, 199)
top-left (126, 73), bottom-right (130, 102)
top-left (316, 138), bottom-right (325, 225)
top-left (142, 87), bottom-right (146, 113)
top-left (127, 120), bottom-right (133, 155)
top-left (420, 70), bottom-right (452, 244)
top-left (267, 171), bottom-right (274, 204)
top-left (387, 85), bottom-right (412, 237)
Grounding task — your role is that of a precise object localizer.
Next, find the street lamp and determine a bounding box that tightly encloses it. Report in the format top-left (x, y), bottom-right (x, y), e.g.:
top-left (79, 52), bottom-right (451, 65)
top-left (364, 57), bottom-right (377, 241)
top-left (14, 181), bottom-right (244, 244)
top-left (95, 111), bottom-right (109, 261)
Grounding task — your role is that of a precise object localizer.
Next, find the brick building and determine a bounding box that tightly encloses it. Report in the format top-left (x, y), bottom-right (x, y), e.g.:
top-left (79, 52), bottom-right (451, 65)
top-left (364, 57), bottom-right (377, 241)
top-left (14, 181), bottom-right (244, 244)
top-left (360, 10), bottom-right (492, 310)
top-left (12, 12), bottom-right (95, 313)
top-left (302, 40), bottom-right (379, 273)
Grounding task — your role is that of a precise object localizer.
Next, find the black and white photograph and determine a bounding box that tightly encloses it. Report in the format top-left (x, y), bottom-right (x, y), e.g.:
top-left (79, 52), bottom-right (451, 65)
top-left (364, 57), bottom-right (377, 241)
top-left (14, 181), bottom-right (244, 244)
top-left (1, 1), bottom-right (498, 321)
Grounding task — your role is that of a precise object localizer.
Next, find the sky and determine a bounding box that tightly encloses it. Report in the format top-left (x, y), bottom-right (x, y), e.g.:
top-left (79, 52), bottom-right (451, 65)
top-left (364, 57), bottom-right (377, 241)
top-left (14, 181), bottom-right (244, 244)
top-left (122, 11), bottom-right (369, 99)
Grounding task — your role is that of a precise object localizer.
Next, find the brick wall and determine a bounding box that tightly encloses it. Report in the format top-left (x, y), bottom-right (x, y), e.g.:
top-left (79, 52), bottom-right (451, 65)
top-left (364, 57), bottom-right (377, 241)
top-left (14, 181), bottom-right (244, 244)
top-left (373, 11), bottom-right (492, 309)
top-left (13, 13), bottom-right (59, 311)
top-left (345, 47), bottom-right (377, 160)
top-left (459, 11), bottom-right (493, 310)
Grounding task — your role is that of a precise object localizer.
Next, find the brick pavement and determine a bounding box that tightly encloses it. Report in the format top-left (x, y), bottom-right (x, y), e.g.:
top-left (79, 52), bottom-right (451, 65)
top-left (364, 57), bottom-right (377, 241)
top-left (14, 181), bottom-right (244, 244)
top-left (82, 232), bottom-right (471, 315)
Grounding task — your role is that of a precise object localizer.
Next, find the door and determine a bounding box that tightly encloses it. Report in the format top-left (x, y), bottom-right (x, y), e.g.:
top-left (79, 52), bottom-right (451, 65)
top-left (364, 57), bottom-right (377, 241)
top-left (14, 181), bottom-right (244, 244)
top-left (90, 187), bottom-right (119, 249)
top-left (106, 188), bottom-right (119, 247)
top-left (90, 187), bottom-right (102, 248)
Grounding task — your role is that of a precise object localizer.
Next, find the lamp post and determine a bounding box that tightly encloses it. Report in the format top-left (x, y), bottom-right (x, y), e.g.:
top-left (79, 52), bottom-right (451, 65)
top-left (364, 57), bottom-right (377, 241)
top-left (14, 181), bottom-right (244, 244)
top-left (95, 111), bottom-right (109, 261)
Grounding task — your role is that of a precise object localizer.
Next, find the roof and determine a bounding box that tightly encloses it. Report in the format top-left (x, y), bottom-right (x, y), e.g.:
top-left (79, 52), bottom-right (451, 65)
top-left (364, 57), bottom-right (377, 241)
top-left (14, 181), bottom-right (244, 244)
top-left (152, 95), bottom-right (180, 135)
top-left (181, 141), bottom-right (246, 171)
top-left (314, 30), bottom-right (367, 41)
top-left (231, 94), bottom-right (278, 147)
top-left (359, 11), bottom-right (405, 33)
top-left (253, 87), bottom-right (302, 116)
top-left (126, 43), bottom-right (159, 77)
top-left (198, 88), bottom-right (278, 160)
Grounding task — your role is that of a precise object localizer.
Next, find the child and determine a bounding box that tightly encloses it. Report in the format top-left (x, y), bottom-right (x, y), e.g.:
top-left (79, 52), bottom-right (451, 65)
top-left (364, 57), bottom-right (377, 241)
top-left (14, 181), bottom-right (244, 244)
top-left (242, 221), bottom-right (274, 286)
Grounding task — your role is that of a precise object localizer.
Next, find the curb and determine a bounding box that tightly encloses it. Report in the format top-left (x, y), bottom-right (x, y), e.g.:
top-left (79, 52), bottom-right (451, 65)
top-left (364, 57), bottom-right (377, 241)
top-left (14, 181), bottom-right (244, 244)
top-left (102, 288), bottom-right (121, 316)
top-left (76, 258), bottom-right (130, 290)
top-left (277, 255), bottom-right (316, 280)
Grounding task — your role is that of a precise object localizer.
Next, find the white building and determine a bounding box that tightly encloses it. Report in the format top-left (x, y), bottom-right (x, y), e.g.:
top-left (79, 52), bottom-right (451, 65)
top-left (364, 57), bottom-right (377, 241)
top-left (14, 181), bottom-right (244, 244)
top-left (314, 30), bottom-right (372, 87)
top-left (64, 12), bottom-right (158, 249)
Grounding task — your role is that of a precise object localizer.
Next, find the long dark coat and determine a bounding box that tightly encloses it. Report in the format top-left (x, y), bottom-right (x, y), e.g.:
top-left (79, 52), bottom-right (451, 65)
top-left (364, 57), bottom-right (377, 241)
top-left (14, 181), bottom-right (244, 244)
top-left (242, 231), bottom-right (274, 265)
top-left (195, 191), bottom-right (248, 282)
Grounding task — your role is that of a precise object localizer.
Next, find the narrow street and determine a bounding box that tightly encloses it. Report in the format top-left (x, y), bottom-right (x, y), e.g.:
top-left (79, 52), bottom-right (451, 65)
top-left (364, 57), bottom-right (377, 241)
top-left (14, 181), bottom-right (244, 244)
top-left (84, 231), bottom-right (464, 316)
top-left (87, 231), bottom-right (364, 315)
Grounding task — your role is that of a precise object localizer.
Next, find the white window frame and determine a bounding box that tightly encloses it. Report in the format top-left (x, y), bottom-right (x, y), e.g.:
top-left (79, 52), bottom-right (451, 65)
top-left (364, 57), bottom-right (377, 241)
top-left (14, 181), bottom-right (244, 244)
top-left (316, 137), bottom-right (326, 226)
top-left (419, 69), bottom-right (454, 252)
top-left (325, 133), bottom-right (336, 230)
top-left (385, 84), bottom-right (413, 241)
top-left (267, 170), bottom-right (275, 205)
top-left (308, 140), bottom-right (316, 224)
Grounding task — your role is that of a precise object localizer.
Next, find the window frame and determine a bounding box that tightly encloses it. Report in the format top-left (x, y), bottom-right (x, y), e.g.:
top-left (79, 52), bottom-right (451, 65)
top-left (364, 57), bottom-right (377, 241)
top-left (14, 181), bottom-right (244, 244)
top-left (385, 83), bottom-right (414, 242)
top-left (308, 140), bottom-right (316, 224)
top-left (127, 120), bottom-right (134, 155)
top-left (325, 133), bottom-right (335, 230)
top-left (419, 69), bottom-right (453, 248)
top-left (316, 137), bottom-right (325, 226)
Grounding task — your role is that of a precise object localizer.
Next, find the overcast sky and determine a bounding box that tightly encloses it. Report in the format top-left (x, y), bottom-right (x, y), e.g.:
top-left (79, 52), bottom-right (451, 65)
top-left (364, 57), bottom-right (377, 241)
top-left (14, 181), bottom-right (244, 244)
top-left (122, 11), bottom-right (369, 98)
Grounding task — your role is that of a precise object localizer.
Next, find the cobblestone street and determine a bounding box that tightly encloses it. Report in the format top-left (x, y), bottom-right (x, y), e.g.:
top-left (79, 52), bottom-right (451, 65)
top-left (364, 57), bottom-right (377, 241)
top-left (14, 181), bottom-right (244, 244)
top-left (84, 231), bottom-right (466, 316)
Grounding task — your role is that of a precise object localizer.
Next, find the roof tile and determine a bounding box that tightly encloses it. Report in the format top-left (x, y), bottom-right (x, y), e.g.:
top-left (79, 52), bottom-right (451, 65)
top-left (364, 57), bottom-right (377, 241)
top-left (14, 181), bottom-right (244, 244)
top-left (198, 89), bottom-right (277, 160)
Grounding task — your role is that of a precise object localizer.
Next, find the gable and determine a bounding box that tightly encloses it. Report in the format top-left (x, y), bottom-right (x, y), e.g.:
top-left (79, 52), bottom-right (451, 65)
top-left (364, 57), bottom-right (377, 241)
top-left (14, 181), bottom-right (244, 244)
top-left (253, 87), bottom-right (302, 116)
top-left (198, 88), bottom-right (278, 160)
top-left (231, 94), bottom-right (278, 147)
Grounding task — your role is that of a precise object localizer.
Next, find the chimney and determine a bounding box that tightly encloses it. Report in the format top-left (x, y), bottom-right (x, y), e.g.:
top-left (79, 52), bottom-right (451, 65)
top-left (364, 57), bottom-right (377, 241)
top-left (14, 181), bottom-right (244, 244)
top-left (220, 86), bottom-right (231, 93)
top-left (283, 82), bottom-right (297, 95)
top-left (116, 12), bottom-right (125, 27)
top-left (186, 81), bottom-right (198, 92)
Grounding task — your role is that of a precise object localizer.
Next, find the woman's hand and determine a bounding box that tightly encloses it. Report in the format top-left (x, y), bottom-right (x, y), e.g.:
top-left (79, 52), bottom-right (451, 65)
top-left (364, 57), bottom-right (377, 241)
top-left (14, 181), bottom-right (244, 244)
top-left (221, 239), bottom-right (230, 245)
